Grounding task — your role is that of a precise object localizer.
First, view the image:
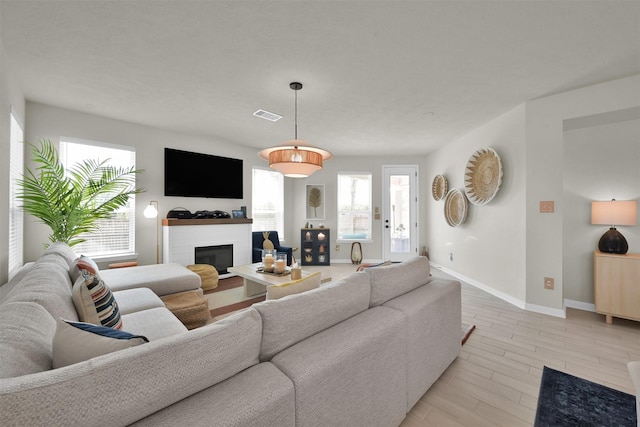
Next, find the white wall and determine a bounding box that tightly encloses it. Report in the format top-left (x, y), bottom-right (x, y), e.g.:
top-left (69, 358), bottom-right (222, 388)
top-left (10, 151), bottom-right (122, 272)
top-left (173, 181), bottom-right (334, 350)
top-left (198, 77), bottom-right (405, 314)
top-left (423, 75), bottom-right (640, 315)
top-left (563, 114), bottom-right (640, 304)
top-left (24, 102), bottom-right (261, 266)
top-left (424, 105), bottom-right (527, 305)
top-left (0, 37), bottom-right (26, 284)
top-left (287, 155), bottom-right (427, 263)
top-left (525, 75), bottom-right (640, 313)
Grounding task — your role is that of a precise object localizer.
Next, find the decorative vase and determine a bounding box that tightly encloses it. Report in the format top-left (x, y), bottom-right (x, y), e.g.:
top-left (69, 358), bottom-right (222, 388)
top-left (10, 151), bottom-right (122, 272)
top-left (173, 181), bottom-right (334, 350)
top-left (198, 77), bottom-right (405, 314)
top-left (351, 242), bottom-right (362, 265)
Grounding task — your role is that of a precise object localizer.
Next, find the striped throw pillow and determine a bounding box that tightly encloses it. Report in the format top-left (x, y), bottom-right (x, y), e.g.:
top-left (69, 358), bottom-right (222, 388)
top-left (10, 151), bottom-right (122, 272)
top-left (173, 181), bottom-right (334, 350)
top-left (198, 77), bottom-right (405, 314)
top-left (72, 271), bottom-right (122, 329)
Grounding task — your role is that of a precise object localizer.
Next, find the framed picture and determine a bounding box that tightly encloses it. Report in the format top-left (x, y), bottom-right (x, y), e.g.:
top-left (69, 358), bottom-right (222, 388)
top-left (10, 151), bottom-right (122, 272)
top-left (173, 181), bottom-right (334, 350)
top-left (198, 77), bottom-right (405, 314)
top-left (232, 209), bottom-right (245, 218)
top-left (306, 184), bottom-right (325, 220)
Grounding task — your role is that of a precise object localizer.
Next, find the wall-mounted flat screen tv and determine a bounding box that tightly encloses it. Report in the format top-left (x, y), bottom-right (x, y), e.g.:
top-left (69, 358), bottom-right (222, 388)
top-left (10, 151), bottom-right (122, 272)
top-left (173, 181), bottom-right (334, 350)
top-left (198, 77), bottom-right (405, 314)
top-left (164, 148), bottom-right (243, 199)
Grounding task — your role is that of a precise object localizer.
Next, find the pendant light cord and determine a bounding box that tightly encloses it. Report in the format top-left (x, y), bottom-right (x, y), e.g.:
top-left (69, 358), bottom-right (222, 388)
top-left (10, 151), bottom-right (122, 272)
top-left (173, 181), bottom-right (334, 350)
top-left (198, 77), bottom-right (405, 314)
top-left (294, 87), bottom-right (298, 140)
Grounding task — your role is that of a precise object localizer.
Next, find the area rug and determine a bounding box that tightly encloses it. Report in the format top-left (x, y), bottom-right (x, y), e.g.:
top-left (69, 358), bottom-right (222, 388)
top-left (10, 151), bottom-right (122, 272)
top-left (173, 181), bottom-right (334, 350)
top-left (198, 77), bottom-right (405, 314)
top-left (461, 323), bottom-right (475, 345)
top-left (203, 275), bottom-right (243, 294)
top-left (535, 366), bottom-right (637, 427)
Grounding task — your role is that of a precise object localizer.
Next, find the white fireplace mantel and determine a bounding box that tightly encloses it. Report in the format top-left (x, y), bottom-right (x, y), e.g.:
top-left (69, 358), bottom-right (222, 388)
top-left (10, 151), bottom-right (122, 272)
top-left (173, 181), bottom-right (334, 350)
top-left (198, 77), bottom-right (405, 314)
top-left (162, 219), bottom-right (253, 275)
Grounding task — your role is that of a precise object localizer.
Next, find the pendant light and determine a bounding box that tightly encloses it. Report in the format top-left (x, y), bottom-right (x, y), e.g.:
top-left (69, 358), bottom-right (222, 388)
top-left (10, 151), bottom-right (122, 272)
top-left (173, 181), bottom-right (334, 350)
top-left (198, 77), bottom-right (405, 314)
top-left (258, 82), bottom-right (332, 178)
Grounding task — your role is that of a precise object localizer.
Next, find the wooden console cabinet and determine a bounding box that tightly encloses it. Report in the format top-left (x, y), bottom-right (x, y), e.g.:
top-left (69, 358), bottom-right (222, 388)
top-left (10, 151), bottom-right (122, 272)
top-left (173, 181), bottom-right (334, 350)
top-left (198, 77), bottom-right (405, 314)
top-left (594, 251), bottom-right (640, 324)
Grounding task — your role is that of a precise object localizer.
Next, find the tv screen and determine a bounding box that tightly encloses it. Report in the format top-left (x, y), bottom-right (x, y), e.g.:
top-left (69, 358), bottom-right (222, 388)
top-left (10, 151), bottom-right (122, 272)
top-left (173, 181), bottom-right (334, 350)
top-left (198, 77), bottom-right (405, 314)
top-left (164, 148), bottom-right (243, 199)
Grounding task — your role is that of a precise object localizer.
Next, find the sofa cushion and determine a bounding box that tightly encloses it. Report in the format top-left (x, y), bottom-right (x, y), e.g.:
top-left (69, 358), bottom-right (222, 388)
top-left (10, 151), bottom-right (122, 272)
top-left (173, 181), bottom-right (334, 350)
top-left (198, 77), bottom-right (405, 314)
top-left (254, 271), bottom-right (371, 361)
top-left (366, 256), bottom-right (431, 307)
top-left (113, 288), bottom-right (165, 315)
top-left (100, 263), bottom-right (201, 296)
top-left (52, 318), bottom-right (149, 368)
top-left (131, 362), bottom-right (295, 427)
top-left (271, 306), bottom-right (407, 427)
top-left (120, 307), bottom-right (188, 340)
top-left (3, 257), bottom-right (78, 321)
top-left (0, 302), bottom-right (56, 378)
top-left (69, 255), bottom-right (100, 282)
top-left (72, 272), bottom-right (122, 329)
top-left (42, 241), bottom-right (78, 268)
top-left (0, 262), bottom-right (35, 304)
top-left (383, 278), bottom-right (461, 410)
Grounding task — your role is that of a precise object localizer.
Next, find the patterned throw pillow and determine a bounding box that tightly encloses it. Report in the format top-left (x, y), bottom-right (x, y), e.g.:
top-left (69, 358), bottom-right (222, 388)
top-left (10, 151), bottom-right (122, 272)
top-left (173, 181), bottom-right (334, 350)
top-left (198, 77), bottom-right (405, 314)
top-left (52, 318), bottom-right (148, 368)
top-left (68, 255), bottom-right (100, 282)
top-left (72, 271), bottom-right (122, 329)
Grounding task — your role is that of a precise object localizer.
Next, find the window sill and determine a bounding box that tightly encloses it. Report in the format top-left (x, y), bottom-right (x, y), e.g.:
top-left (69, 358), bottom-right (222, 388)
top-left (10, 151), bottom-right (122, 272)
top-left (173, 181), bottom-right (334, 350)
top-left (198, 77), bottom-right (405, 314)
top-left (89, 252), bottom-right (138, 263)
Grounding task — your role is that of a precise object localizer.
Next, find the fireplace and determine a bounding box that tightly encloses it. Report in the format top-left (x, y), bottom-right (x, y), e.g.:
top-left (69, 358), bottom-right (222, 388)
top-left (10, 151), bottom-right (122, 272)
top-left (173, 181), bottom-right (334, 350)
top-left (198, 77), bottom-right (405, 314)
top-left (195, 244), bottom-right (233, 275)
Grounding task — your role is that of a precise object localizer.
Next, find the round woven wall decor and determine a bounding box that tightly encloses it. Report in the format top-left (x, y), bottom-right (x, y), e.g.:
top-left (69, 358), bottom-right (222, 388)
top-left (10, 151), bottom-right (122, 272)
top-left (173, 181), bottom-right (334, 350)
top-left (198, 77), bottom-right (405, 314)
top-left (432, 175), bottom-right (448, 201)
top-left (464, 147), bottom-right (503, 205)
top-left (444, 189), bottom-right (468, 227)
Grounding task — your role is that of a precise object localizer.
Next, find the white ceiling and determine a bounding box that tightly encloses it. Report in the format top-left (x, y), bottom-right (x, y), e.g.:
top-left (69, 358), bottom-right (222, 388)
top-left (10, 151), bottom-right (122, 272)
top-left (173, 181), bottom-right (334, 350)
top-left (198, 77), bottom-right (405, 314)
top-left (2, 0), bottom-right (639, 157)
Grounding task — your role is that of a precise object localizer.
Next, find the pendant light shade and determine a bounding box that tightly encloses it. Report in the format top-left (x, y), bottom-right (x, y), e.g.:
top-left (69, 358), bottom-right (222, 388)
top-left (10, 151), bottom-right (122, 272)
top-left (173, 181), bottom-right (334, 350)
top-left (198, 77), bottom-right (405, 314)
top-left (258, 82), bottom-right (331, 178)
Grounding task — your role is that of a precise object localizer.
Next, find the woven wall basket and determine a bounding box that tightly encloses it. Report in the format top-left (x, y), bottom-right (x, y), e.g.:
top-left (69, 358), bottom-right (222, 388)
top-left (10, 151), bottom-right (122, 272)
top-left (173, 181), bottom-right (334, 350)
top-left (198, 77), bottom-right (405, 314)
top-left (463, 147), bottom-right (503, 205)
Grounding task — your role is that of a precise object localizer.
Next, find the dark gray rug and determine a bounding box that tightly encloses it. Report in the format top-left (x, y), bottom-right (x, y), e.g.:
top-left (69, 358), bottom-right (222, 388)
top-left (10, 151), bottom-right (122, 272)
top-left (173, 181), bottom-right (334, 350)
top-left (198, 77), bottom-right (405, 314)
top-left (535, 366), bottom-right (636, 427)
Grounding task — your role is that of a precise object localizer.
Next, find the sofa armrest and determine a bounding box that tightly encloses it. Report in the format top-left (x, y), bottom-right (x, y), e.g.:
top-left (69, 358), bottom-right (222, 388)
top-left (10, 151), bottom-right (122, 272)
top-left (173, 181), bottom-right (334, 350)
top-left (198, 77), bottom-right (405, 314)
top-left (0, 308), bottom-right (263, 426)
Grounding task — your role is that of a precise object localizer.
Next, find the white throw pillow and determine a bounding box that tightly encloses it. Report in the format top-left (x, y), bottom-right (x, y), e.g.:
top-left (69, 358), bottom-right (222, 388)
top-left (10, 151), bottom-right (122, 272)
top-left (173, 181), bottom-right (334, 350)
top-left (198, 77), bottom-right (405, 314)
top-left (52, 318), bottom-right (148, 368)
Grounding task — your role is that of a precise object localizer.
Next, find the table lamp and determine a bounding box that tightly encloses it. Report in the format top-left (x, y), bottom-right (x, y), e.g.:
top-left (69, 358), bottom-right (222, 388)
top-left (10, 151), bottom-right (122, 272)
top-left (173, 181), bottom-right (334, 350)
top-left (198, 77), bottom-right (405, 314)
top-left (591, 199), bottom-right (637, 254)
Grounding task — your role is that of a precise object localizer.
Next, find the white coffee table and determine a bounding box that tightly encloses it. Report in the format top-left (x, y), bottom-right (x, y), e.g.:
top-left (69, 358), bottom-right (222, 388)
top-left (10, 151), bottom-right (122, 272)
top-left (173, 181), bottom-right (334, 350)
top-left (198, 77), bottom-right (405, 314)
top-left (228, 262), bottom-right (314, 297)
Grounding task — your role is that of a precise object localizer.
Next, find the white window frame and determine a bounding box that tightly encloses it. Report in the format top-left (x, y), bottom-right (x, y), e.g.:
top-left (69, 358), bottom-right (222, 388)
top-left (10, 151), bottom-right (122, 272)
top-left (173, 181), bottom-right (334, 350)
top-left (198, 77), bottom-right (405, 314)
top-left (8, 107), bottom-right (24, 278)
top-left (337, 172), bottom-right (373, 242)
top-left (251, 167), bottom-right (285, 240)
top-left (59, 137), bottom-right (137, 259)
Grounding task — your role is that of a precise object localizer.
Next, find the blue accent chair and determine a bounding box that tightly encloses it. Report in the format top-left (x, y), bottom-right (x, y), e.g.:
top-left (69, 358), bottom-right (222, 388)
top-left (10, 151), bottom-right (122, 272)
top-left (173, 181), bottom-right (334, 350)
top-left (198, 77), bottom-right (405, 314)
top-left (252, 231), bottom-right (293, 266)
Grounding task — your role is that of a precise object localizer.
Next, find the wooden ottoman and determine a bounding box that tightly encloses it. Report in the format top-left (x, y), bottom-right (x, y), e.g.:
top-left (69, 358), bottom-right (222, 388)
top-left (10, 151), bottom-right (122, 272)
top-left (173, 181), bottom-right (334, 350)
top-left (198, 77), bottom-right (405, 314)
top-left (161, 290), bottom-right (210, 330)
top-left (187, 264), bottom-right (219, 292)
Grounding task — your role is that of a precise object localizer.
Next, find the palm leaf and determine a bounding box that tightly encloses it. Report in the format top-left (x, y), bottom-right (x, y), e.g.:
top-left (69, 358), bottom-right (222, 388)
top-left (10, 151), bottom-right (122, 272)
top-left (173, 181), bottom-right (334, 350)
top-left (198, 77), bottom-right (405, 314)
top-left (17, 139), bottom-right (143, 247)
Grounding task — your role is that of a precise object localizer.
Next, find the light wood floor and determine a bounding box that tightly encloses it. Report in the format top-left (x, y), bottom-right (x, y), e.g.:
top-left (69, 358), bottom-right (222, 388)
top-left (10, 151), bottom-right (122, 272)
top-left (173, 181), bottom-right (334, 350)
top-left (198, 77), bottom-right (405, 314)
top-left (401, 267), bottom-right (640, 427)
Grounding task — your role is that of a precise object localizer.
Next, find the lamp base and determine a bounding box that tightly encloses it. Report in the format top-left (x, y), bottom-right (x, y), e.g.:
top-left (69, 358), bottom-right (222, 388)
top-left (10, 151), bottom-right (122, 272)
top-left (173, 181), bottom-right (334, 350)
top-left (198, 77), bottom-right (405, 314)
top-left (598, 227), bottom-right (629, 254)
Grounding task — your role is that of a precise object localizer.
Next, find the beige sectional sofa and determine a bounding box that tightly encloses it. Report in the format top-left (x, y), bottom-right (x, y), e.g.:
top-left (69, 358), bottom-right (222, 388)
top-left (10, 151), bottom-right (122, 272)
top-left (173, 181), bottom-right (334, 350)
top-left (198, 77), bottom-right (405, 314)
top-left (0, 244), bottom-right (461, 427)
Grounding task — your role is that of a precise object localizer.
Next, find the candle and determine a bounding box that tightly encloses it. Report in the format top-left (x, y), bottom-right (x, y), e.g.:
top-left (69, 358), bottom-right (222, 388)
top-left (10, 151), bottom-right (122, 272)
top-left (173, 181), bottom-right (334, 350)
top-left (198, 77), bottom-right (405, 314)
top-left (263, 253), bottom-right (274, 271)
top-left (275, 258), bottom-right (286, 274)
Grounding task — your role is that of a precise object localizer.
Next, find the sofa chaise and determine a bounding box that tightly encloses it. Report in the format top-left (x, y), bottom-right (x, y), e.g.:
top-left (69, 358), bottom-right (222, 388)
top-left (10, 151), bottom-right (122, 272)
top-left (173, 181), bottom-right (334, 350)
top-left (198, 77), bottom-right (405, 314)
top-left (0, 243), bottom-right (461, 427)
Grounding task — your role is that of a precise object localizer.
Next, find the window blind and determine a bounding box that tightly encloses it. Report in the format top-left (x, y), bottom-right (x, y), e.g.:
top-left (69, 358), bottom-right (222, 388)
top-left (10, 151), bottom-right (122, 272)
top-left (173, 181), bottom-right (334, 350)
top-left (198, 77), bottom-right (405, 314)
top-left (252, 167), bottom-right (284, 240)
top-left (59, 137), bottom-right (136, 258)
top-left (8, 107), bottom-right (24, 278)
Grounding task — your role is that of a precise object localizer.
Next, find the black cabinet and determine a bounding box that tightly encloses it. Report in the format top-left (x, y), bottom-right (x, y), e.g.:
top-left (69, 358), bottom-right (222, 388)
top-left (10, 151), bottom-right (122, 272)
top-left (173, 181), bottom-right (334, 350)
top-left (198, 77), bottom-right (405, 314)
top-left (301, 228), bottom-right (330, 265)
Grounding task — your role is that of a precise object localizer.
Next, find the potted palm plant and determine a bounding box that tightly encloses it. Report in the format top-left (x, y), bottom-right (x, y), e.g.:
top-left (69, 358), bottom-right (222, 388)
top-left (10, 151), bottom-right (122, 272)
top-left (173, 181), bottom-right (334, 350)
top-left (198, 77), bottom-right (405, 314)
top-left (18, 139), bottom-right (143, 247)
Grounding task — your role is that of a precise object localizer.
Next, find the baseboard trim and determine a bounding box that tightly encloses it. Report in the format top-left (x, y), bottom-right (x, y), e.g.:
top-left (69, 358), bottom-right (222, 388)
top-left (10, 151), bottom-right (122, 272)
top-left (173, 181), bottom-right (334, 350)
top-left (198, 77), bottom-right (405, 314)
top-left (564, 299), bottom-right (596, 312)
top-left (431, 262), bottom-right (566, 318)
top-left (431, 263), bottom-right (526, 310)
top-left (525, 302), bottom-right (566, 319)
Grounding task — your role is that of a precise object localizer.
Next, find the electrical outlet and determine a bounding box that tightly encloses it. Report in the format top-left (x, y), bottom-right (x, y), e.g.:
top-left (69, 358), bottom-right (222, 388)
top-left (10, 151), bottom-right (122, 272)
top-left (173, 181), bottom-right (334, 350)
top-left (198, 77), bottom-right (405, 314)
top-left (335, 245), bottom-right (340, 252)
top-left (544, 277), bottom-right (554, 290)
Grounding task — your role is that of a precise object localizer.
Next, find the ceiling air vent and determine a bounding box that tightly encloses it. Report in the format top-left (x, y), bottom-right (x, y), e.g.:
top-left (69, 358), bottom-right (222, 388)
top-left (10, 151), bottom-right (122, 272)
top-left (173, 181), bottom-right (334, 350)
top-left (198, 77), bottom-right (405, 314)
top-left (253, 109), bottom-right (282, 122)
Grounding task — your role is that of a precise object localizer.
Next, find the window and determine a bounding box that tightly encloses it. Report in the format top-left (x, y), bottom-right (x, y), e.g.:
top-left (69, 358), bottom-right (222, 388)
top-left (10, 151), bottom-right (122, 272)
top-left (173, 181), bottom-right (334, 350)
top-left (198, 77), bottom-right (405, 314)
top-left (252, 167), bottom-right (284, 240)
top-left (59, 137), bottom-right (136, 258)
top-left (8, 108), bottom-right (24, 278)
top-left (337, 173), bottom-right (372, 241)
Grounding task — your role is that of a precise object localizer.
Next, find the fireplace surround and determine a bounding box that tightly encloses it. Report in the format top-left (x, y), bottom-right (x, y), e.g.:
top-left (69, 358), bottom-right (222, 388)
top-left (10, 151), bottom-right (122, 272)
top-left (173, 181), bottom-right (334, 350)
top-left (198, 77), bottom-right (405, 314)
top-left (162, 218), bottom-right (252, 278)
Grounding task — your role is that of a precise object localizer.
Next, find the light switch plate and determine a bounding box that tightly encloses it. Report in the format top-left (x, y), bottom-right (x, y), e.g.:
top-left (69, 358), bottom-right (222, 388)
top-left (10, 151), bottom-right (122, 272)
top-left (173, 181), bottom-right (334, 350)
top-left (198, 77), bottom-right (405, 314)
top-left (540, 201), bottom-right (554, 213)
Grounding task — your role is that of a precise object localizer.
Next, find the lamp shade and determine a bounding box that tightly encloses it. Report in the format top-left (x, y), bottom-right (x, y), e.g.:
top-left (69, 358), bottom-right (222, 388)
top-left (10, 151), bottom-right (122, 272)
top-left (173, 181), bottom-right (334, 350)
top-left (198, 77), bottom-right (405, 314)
top-left (258, 140), bottom-right (332, 178)
top-left (143, 202), bottom-right (158, 219)
top-left (591, 200), bottom-right (637, 226)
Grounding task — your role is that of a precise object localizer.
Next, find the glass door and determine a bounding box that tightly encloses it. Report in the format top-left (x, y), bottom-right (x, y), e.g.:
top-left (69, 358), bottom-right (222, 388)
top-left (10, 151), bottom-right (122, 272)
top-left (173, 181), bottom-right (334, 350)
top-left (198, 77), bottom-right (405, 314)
top-left (382, 165), bottom-right (418, 262)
